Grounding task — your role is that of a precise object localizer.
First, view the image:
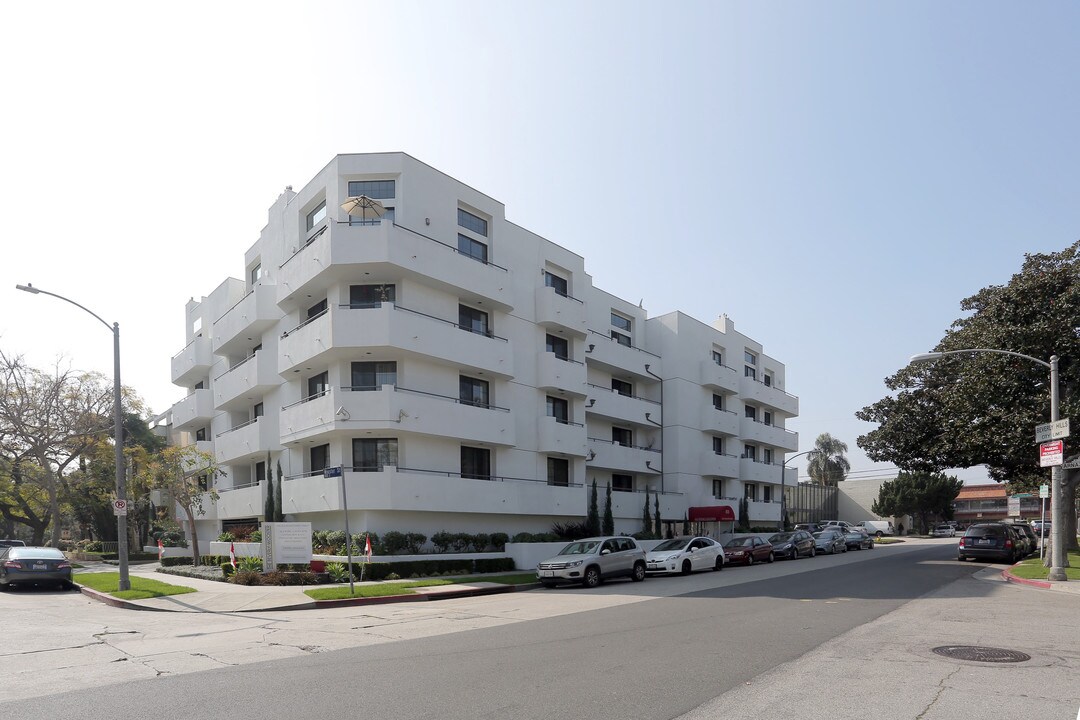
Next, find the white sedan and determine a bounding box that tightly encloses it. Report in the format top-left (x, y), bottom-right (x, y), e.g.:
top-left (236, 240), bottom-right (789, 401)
top-left (932, 524), bottom-right (956, 537)
top-left (645, 536), bottom-right (725, 575)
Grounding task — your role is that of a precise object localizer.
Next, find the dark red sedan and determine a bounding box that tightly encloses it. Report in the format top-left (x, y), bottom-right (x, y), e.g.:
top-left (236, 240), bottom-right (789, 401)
top-left (722, 536), bottom-right (774, 565)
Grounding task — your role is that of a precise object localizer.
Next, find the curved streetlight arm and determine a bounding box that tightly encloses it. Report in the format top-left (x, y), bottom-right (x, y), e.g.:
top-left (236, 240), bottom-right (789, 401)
top-left (16, 284), bottom-right (114, 333)
top-left (779, 449), bottom-right (814, 531)
top-left (910, 348), bottom-right (1051, 370)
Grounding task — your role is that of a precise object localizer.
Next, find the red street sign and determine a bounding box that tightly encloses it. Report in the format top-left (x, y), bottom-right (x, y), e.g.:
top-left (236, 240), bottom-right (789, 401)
top-left (1039, 440), bottom-right (1063, 467)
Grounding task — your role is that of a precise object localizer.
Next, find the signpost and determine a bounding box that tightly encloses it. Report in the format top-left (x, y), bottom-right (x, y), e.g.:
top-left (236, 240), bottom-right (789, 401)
top-left (1039, 440), bottom-right (1064, 468)
top-left (1039, 484), bottom-right (1049, 559)
top-left (324, 465), bottom-right (354, 594)
top-left (112, 499), bottom-right (128, 516)
top-left (1035, 419), bottom-right (1070, 443)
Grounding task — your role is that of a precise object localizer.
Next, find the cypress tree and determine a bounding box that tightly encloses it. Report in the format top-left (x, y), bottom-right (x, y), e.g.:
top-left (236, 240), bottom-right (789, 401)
top-left (654, 492), bottom-right (662, 539)
top-left (263, 453), bottom-right (275, 522)
top-left (683, 512), bottom-right (690, 536)
top-left (602, 483), bottom-right (614, 535)
top-left (642, 487), bottom-right (652, 536)
top-left (274, 460), bottom-right (284, 521)
top-left (586, 481), bottom-right (601, 536)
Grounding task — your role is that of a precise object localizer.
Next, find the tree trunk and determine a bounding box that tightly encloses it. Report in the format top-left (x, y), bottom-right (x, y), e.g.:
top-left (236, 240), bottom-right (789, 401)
top-left (184, 505), bottom-right (200, 565)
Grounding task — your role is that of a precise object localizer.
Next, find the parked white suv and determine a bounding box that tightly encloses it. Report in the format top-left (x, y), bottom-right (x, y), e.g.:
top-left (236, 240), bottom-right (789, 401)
top-left (536, 536), bottom-right (648, 588)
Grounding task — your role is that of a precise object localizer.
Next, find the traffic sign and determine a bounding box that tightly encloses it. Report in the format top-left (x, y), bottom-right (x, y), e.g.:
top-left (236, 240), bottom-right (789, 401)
top-left (1039, 484), bottom-right (1049, 499)
top-left (1039, 440), bottom-right (1064, 467)
top-left (1035, 418), bottom-right (1069, 443)
top-left (112, 499), bottom-right (128, 516)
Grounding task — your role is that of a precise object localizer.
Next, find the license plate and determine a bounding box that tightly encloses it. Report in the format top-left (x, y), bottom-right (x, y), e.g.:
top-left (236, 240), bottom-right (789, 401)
top-left (976, 539), bottom-right (992, 546)
top-left (33, 563), bottom-right (47, 570)
top-left (540, 570), bottom-right (554, 578)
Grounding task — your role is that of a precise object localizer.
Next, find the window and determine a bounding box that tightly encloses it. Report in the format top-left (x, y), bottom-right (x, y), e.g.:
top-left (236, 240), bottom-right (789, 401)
top-left (197, 475), bottom-right (209, 491)
top-left (307, 371), bottom-right (329, 399)
top-left (546, 333), bottom-right (569, 360)
top-left (744, 483), bottom-right (757, 501)
top-left (306, 200), bottom-right (327, 231)
top-left (712, 479), bottom-right (723, 498)
top-left (253, 402), bottom-right (264, 419)
top-left (611, 330), bottom-right (631, 347)
top-left (255, 461), bottom-right (266, 484)
top-left (310, 444), bottom-right (329, 474)
top-left (349, 284), bottom-right (395, 308)
top-left (547, 396), bottom-right (569, 424)
top-left (763, 485), bottom-right (773, 503)
top-left (611, 378), bottom-right (632, 397)
top-left (458, 208), bottom-right (488, 236)
top-left (250, 264), bottom-right (262, 286)
top-left (712, 350), bottom-right (723, 366)
top-left (458, 305), bottom-right (490, 336)
top-left (307, 299), bottom-right (328, 320)
top-left (745, 366), bottom-right (757, 380)
top-left (460, 376), bottom-right (489, 408)
top-left (743, 444), bottom-right (757, 461)
top-left (457, 234), bottom-right (488, 263)
top-left (351, 361), bottom-right (396, 390)
top-left (612, 427), bottom-right (632, 447)
top-left (349, 206), bottom-right (394, 226)
top-left (547, 457), bottom-right (569, 487)
top-left (352, 438), bottom-right (398, 472)
top-left (612, 473), bottom-right (633, 492)
top-left (195, 427), bottom-right (206, 442)
top-left (461, 446), bottom-right (491, 480)
top-left (544, 271), bottom-right (568, 297)
top-left (763, 373), bottom-right (772, 387)
top-left (745, 406), bottom-right (757, 421)
top-left (713, 394), bottom-right (724, 411)
top-left (348, 180), bottom-right (395, 199)
top-left (713, 437), bottom-right (724, 455)
top-left (610, 313), bottom-right (632, 347)
top-left (744, 350), bottom-right (757, 366)
top-left (763, 448), bottom-right (773, 464)
top-left (194, 380), bottom-right (204, 390)
top-left (744, 350), bottom-right (757, 380)
top-left (763, 410), bottom-right (772, 426)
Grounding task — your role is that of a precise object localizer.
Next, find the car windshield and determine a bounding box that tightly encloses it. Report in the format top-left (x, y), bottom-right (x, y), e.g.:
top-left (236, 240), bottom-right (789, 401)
top-left (813, 531), bottom-right (835, 539)
top-left (557, 541), bottom-right (600, 556)
top-left (724, 538), bottom-right (753, 548)
top-left (769, 533), bottom-right (793, 543)
top-left (10, 547), bottom-right (65, 559)
top-left (652, 538), bottom-right (692, 552)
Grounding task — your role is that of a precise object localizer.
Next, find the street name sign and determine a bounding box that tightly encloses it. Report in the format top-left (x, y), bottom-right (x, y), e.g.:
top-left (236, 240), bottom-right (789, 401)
top-left (1064, 456), bottom-right (1080, 470)
top-left (1039, 440), bottom-right (1063, 467)
top-left (1035, 418), bottom-right (1069, 443)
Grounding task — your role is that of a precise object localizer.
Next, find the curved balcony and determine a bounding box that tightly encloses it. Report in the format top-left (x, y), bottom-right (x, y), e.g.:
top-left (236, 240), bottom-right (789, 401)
top-left (740, 418), bottom-right (799, 451)
top-left (534, 286), bottom-right (587, 337)
top-left (747, 500), bottom-right (781, 523)
top-left (699, 451), bottom-right (740, 478)
top-left (278, 303), bottom-right (514, 379)
top-left (740, 457), bottom-right (782, 484)
top-left (537, 416), bottom-right (587, 457)
top-left (214, 350), bottom-right (280, 411)
top-left (585, 384), bottom-right (661, 427)
top-left (215, 416), bottom-right (278, 465)
top-left (701, 407), bottom-right (740, 436)
top-left (277, 221), bottom-right (512, 312)
top-left (171, 334), bottom-right (212, 386)
top-left (212, 285), bottom-right (281, 356)
top-left (740, 376), bottom-right (799, 416)
top-left (537, 352), bottom-right (587, 397)
top-left (699, 360), bottom-right (740, 394)
top-left (171, 389), bottom-right (213, 431)
top-left (587, 438), bottom-right (661, 474)
top-left (584, 332), bottom-right (662, 381)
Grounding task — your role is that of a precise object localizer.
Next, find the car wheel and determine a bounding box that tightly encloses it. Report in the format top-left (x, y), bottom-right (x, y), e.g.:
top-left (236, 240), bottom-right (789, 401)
top-left (746, 554), bottom-right (754, 566)
top-left (681, 560), bottom-right (692, 576)
top-left (790, 548), bottom-right (798, 561)
top-left (714, 556), bottom-right (723, 571)
top-left (810, 547), bottom-right (816, 558)
top-left (767, 551), bottom-right (774, 564)
top-left (582, 566), bottom-right (601, 588)
top-left (631, 562), bottom-right (646, 582)
top-left (875, 531), bottom-right (883, 538)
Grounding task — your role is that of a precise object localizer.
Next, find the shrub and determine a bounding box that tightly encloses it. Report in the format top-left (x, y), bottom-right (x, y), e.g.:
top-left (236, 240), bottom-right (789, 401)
top-left (231, 570), bottom-right (262, 585)
top-left (472, 533), bottom-right (491, 552)
top-left (216, 532), bottom-right (235, 543)
top-left (85, 540), bottom-right (104, 552)
top-left (385, 572), bottom-right (401, 581)
top-left (474, 557), bottom-right (515, 573)
top-left (490, 533), bottom-right (509, 551)
top-left (326, 562), bottom-right (354, 583)
top-left (404, 532), bottom-right (427, 554)
top-left (221, 563), bottom-right (235, 578)
top-left (431, 531), bottom-right (454, 553)
top-left (249, 529), bottom-right (262, 542)
top-left (325, 530), bottom-right (346, 549)
top-left (238, 556), bottom-right (263, 573)
top-left (551, 521), bottom-right (590, 540)
top-left (162, 556), bottom-right (194, 567)
top-left (381, 531), bottom-right (407, 554)
top-left (511, 532), bottom-right (536, 544)
top-left (449, 532), bottom-right (472, 552)
top-left (260, 571), bottom-right (318, 586)
top-left (312, 530), bottom-right (330, 549)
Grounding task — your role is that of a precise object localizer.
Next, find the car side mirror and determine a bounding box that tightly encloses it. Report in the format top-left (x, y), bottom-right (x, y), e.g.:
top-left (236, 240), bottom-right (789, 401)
top-left (600, 549), bottom-right (610, 555)
top-left (688, 547), bottom-right (697, 553)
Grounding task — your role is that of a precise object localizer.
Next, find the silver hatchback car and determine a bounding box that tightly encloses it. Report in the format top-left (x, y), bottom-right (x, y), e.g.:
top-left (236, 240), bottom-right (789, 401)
top-left (537, 536), bottom-right (647, 588)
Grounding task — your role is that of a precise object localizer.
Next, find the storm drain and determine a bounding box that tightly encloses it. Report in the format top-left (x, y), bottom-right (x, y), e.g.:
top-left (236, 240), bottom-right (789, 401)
top-left (932, 645), bottom-right (1031, 663)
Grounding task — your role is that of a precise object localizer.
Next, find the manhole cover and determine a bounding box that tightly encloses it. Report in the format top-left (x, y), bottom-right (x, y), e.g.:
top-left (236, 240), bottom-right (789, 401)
top-left (932, 645), bottom-right (1031, 663)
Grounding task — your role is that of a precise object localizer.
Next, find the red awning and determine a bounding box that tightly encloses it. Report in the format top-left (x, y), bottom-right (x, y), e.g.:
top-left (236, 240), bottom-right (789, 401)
top-left (688, 505), bottom-right (736, 522)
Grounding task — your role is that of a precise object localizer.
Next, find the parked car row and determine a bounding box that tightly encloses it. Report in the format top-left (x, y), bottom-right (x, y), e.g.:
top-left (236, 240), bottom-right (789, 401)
top-left (536, 529), bottom-right (877, 588)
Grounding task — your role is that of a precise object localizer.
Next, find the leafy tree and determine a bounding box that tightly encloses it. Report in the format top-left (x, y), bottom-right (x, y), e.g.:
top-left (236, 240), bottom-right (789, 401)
top-left (586, 481), bottom-right (600, 536)
top-left (856, 241), bottom-right (1080, 550)
top-left (872, 471), bottom-right (963, 534)
top-left (138, 445), bottom-right (224, 563)
top-left (806, 433), bottom-right (851, 486)
top-left (642, 486), bottom-right (652, 536)
top-left (601, 482), bottom-right (614, 535)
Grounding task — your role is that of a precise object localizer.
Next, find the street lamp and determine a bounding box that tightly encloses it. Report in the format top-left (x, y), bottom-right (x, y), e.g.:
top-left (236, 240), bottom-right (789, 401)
top-left (15, 283), bottom-right (131, 591)
top-left (781, 450), bottom-right (814, 530)
top-left (910, 349), bottom-right (1066, 582)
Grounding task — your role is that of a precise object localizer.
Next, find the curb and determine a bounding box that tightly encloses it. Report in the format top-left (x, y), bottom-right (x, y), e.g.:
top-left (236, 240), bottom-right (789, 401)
top-left (78, 585), bottom-right (171, 612)
top-left (312, 582), bottom-right (530, 609)
top-left (1001, 568), bottom-right (1052, 589)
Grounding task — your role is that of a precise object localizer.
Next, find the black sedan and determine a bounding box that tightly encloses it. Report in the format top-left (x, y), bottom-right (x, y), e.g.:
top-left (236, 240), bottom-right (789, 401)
top-left (813, 530), bottom-right (847, 555)
top-left (0, 546), bottom-right (73, 590)
top-left (958, 523), bottom-right (1021, 563)
top-left (768, 530), bottom-right (816, 560)
top-left (843, 529), bottom-right (874, 550)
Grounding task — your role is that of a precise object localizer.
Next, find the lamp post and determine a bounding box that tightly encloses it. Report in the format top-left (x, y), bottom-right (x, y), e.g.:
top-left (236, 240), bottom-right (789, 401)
top-left (910, 349), bottom-right (1066, 582)
top-left (781, 450), bottom-right (813, 530)
top-left (16, 283), bottom-right (130, 591)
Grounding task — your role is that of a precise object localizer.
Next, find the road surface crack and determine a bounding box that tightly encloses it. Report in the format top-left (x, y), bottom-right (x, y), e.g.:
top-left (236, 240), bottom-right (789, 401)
top-left (916, 666), bottom-right (961, 719)
top-left (190, 652), bottom-right (239, 666)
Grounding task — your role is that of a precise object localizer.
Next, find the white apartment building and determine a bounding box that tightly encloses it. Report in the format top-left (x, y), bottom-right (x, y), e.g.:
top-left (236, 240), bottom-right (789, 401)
top-left (167, 152), bottom-right (798, 543)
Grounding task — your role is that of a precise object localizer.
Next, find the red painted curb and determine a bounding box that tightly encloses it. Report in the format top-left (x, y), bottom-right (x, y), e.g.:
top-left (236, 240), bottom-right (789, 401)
top-left (1002, 568), bottom-right (1052, 589)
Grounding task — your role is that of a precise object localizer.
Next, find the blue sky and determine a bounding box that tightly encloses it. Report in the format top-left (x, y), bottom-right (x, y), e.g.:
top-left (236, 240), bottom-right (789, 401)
top-left (2, 1), bottom-right (1077, 484)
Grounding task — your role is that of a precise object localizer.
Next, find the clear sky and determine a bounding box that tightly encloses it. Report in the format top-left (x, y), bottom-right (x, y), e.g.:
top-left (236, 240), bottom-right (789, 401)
top-left (3, 2), bottom-right (1077, 485)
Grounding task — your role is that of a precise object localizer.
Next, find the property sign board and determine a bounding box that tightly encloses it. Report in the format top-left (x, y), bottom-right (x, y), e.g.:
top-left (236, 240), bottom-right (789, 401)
top-left (1035, 419), bottom-right (1069, 443)
top-left (261, 522), bottom-right (313, 568)
top-left (1007, 496), bottom-right (1021, 517)
top-left (1039, 440), bottom-right (1063, 467)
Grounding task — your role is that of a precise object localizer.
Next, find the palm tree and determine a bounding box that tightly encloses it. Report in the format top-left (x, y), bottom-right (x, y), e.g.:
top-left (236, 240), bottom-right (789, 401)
top-left (806, 433), bottom-right (851, 486)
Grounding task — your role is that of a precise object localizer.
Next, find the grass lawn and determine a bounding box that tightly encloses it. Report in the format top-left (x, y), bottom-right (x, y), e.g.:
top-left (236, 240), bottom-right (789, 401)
top-left (74, 572), bottom-right (197, 600)
top-left (874, 538), bottom-right (902, 545)
top-left (304, 572), bottom-right (538, 600)
top-left (1010, 550), bottom-right (1080, 581)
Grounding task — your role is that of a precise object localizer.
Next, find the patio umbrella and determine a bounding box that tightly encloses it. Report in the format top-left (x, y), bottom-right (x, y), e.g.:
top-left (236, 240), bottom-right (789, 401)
top-left (341, 195), bottom-right (387, 222)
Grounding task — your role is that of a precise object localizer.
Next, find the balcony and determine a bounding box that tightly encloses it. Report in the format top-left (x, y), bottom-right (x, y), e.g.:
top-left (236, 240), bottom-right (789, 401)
top-left (585, 384), bottom-right (660, 427)
top-left (701, 407), bottom-right (740, 436)
top-left (212, 285), bottom-right (281, 356)
top-left (740, 376), bottom-right (799, 416)
top-left (584, 332), bottom-right (662, 381)
top-left (747, 500), bottom-right (782, 523)
top-left (534, 286), bottom-right (587, 337)
top-left (214, 350), bottom-right (280, 411)
top-left (587, 438), bottom-right (661, 474)
top-left (699, 451), bottom-right (740, 478)
top-left (699, 360), bottom-right (740, 394)
top-left (278, 303), bottom-right (514, 379)
top-left (537, 352), bottom-right (587, 397)
top-left (740, 457), bottom-right (782, 484)
top-left (740, 418), bottom-right (799, 451)
top-left (605, 488), bottom-right (683, 521)
top-left (171, 334), bottom-right (212, 386)
top-left (215, 417), bottom-right (277, 465)
top-left (281, 467), bottom-right (586, 517)
top-left (208, 482), bottom-right (264, 521)
top-left (171, 389), bottom-right (213, 431)
top-left (537, 416), bottom-right (587, 456)
top-left (277, 221), bottom-right (512, 312)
